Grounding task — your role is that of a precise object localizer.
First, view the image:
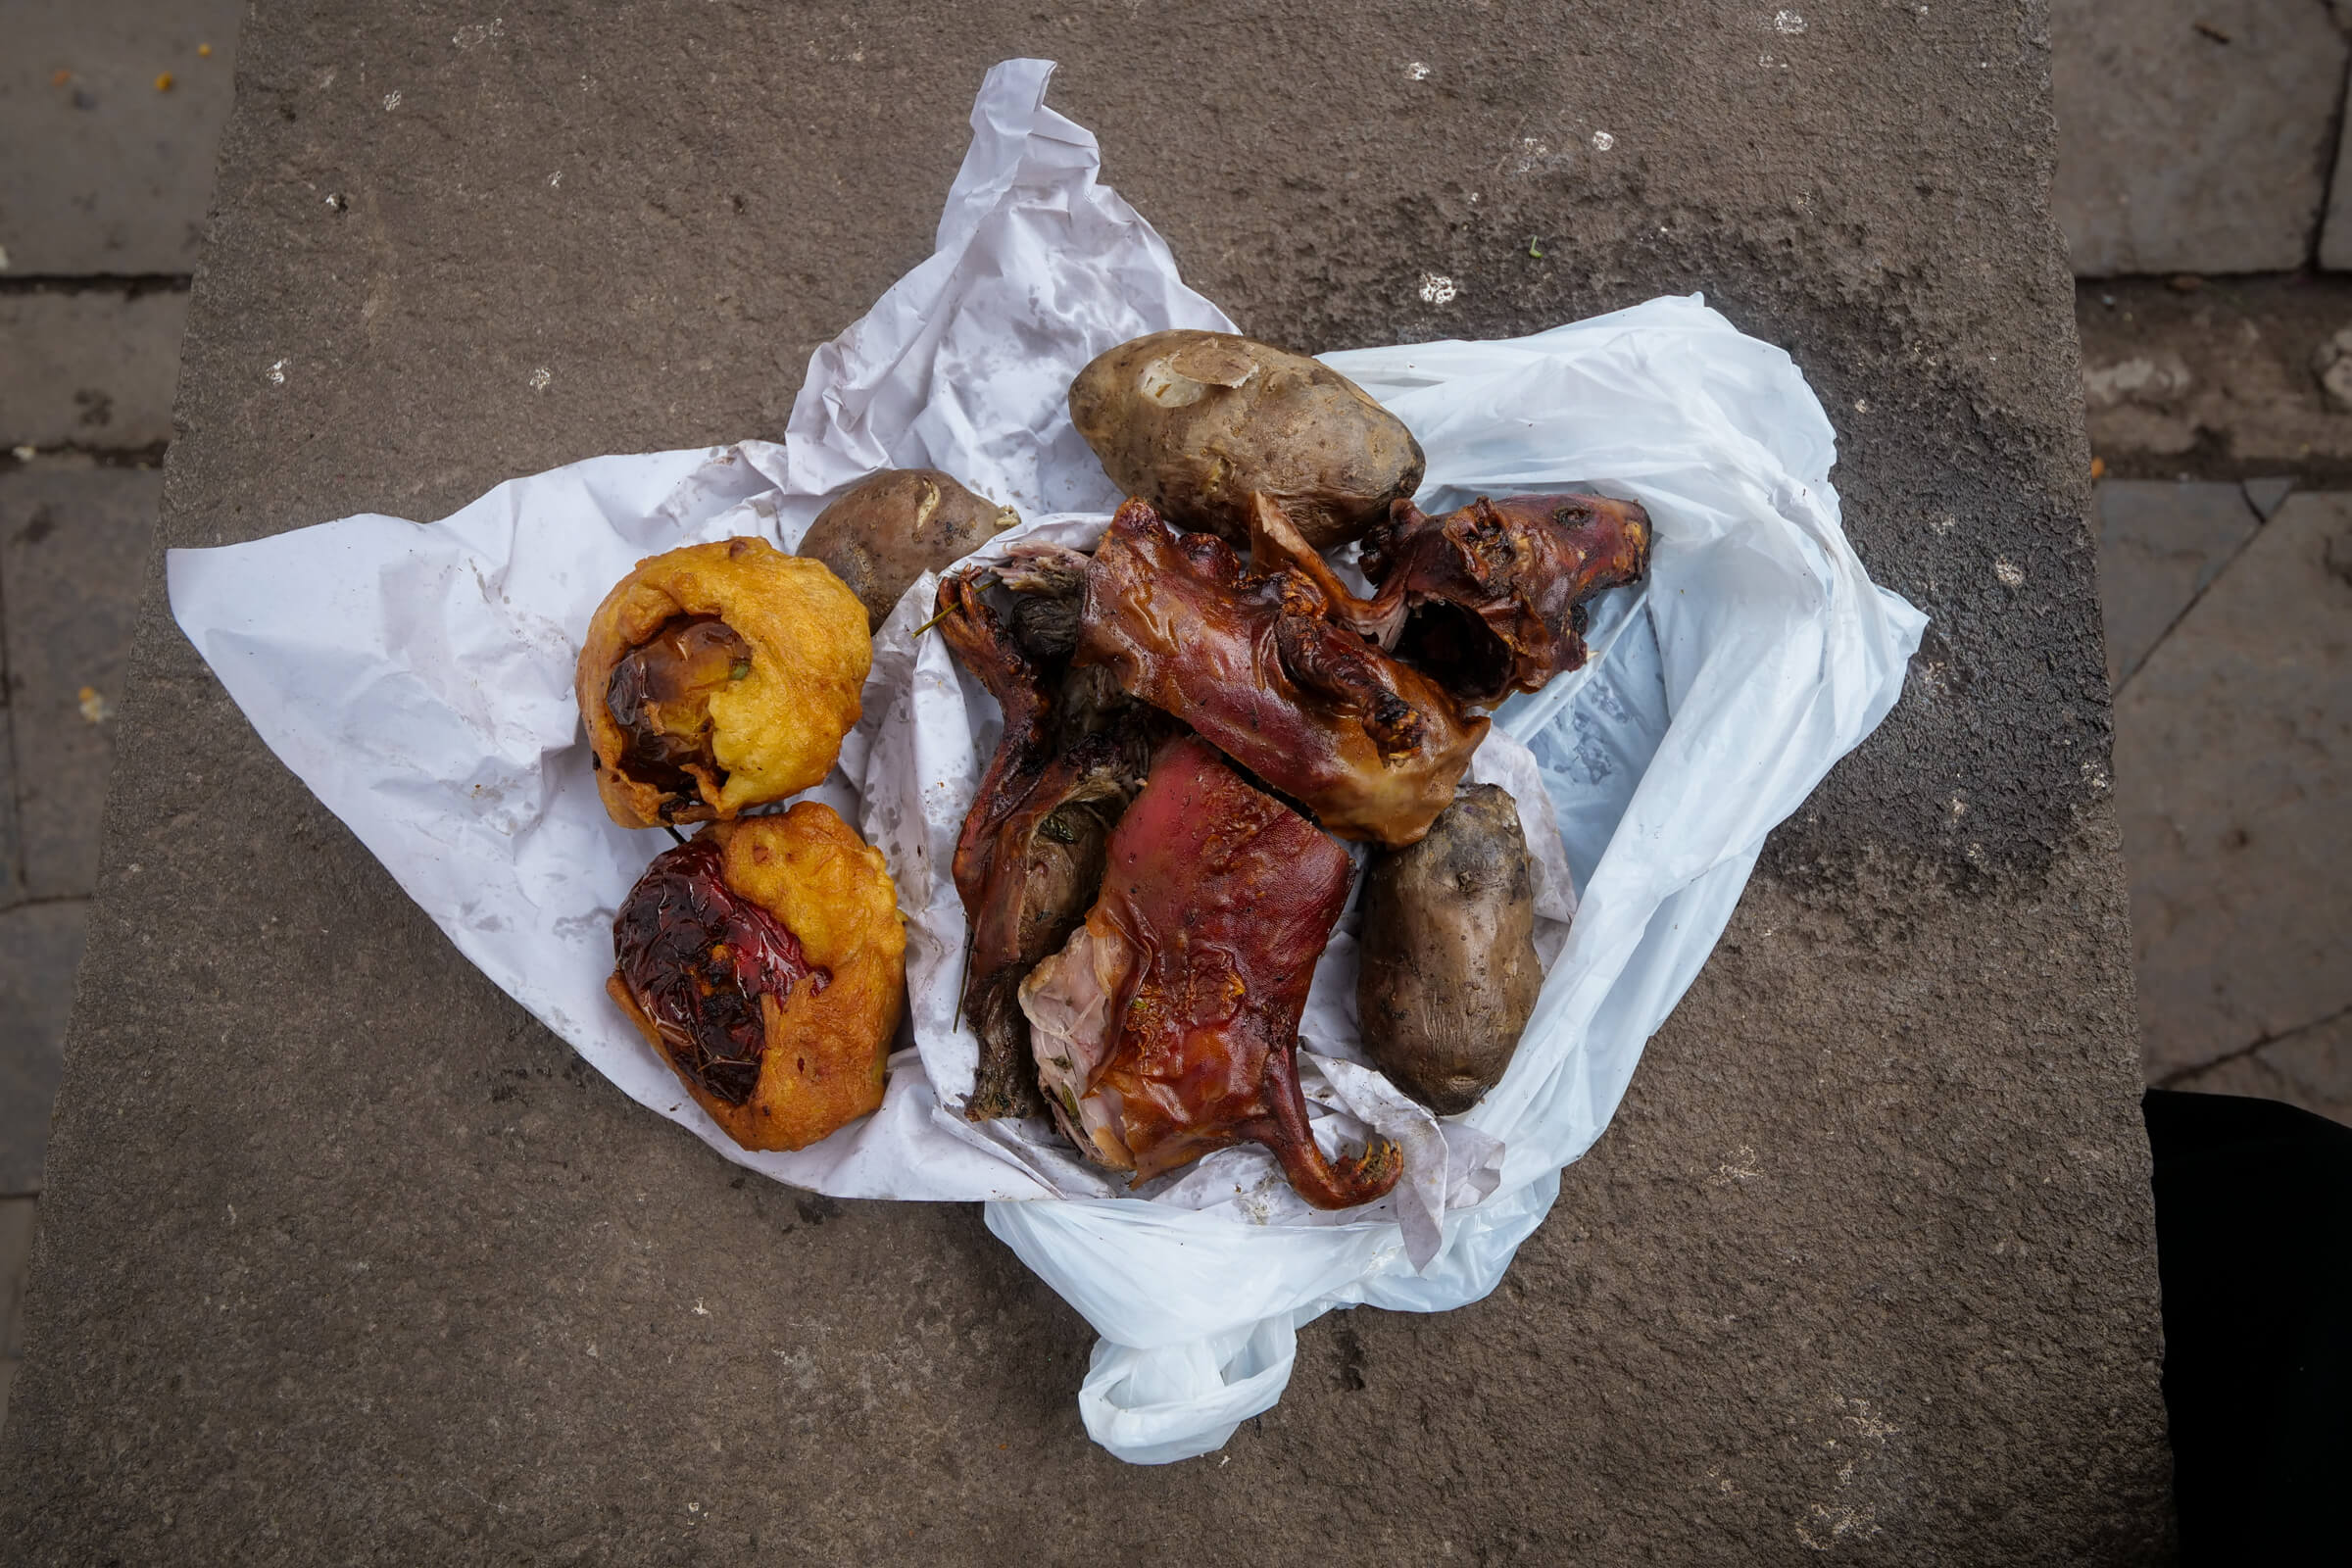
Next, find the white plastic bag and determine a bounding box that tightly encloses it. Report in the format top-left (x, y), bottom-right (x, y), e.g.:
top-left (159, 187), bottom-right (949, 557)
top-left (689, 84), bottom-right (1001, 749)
top-left (167, 57), bottom-right (1925, 1464)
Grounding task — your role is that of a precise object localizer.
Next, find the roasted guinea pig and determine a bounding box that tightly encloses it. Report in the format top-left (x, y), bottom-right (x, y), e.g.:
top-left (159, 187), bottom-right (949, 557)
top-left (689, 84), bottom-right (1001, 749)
top-left (931, 557), bottom-right (1155, 1121)
top-left (1068, 330), bottom-right (1425, 550)
top-left (1263, 491), bottom-right (1651, 706)
top-left (607, 804), bottom-right (906, 1152)
top-left (1019, 736), bottom-right (1402, 1210)
top-left (577, 537), bottom-right (871, 828)
top-left (1076, 497), bottom-right (1486, 848)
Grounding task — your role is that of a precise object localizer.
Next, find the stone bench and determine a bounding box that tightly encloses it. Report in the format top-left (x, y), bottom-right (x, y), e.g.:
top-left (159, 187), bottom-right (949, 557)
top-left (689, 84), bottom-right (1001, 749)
top-left (0, 3), bottom-right (2172, 1557)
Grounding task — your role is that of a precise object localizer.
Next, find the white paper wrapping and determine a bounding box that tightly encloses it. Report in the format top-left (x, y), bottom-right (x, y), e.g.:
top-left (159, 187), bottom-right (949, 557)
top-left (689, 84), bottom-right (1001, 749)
top-left (167, 57), bottom-right (1926, 1465)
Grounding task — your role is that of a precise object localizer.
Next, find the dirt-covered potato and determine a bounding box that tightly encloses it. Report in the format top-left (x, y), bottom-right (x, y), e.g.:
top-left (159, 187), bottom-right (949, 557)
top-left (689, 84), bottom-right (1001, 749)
top-left (1068, 329), bottom-right (1425, 550)
top-left (1356, 784), bottom-right (1543, 1114)
top-left (800, 468), bottom-right (1019, 629)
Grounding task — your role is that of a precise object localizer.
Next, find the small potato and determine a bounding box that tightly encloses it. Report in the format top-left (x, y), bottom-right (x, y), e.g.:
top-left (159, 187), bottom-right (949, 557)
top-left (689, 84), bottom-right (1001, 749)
top-left (1068, 330), bottom-right (1425, 550)
top-left (800, 468), bottom-right (1019, 629)
top-left (1356, 784), bottom-right (1543, 1114)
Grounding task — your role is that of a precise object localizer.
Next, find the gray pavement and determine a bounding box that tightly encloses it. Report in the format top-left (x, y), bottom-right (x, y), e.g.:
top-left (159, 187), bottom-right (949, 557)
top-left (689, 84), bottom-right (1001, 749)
top-left (0, 1), bottom-right (2180, 1559)
top-left (0, 0), bottom-right (236, 1444)
top-left (2051, 0), bottom-right (2350, 275)
top-left (1, 0), bottom-right (241, 275)
top-left (2109, 492), bottom-right (2352, 1094)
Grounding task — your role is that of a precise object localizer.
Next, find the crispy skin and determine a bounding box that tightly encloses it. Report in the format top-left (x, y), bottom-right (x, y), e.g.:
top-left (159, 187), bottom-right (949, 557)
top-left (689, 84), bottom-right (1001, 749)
top-left (608, 806), bottom-right (905, 1152)
top-left (1019, 737), bottom-right (1401, 1209)
top-left (1076, 498), bottom-right (1486, 847)
top-left (932, 570), bottom-right (1152, 1119)
top-left (1353, 492), bottom-right (1653, 705)
top-left (577, 537), bottom-right (871, 828)
top-left (1068, 330), bottom-right (1425, 550)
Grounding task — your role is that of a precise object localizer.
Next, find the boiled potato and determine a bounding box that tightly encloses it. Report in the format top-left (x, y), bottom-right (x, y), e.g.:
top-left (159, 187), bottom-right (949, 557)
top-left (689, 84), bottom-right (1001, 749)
top-left (800, 468), bottom-right (1019, 629)
top-left (1067, 330), bottom-right (1425, 550)
top-left (1356, 784), bottom-right (1543, 1114)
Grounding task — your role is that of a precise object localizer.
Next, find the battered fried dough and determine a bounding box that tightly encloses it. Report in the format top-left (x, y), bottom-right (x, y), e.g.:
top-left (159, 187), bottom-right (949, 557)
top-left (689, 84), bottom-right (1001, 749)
top-left (577, 537), bottom-right (870, 828)
top-left (608, 805), bottom-right (906, 1152)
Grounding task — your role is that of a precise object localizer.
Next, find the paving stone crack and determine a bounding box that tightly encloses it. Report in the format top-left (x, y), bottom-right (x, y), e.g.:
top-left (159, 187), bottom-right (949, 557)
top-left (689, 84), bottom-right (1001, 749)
top-left (2154, 999), bottom-right (2352, 1087)
top-left (2110, 500), bottom-right (2271, 700)
top-left (0, 275), bottom-right (193, 299)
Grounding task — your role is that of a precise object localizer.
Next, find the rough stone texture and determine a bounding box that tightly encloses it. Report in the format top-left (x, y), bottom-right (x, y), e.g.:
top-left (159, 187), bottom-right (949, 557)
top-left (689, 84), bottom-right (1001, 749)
top-left (0, 906), bottom-right (86, 1196)
top-left (0, 289), bottom-right (190, 451)
top-left (0, 2), bottom-right (2174, 1561)
top-left (2093, 481), bottom-right (2260, 688)
top-left (2077, 275), bottom-right (2352, 481)
top-left (2172, 1007), bottom-right (2352, 1124)
top-left (0, 466), bottom-right (161, 901)
top-left (2050, 0), bottom-right (2349, 276)
top-left (0, 0), bottom-right (242, 276)
top-left (2117, 494), bottom-right (2352, 1082)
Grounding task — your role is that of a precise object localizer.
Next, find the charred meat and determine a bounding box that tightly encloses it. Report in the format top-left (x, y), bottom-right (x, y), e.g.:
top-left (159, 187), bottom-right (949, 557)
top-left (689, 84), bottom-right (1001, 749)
top-left (1020, 736), bottom-right (1402, 1209)
top-left (1077, 497), bottom-right (1486, 848)
top-left (932, 565), bottom-right (1153, 1120)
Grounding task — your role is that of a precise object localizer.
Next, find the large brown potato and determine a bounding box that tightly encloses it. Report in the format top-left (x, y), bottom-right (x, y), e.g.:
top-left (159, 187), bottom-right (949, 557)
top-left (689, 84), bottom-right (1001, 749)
top-left (800, 468), bottom-right (1019, 629)
top-left (1067, 330), bottom-right (1425, 550)
top-left (1356, 784), bottom-right (1543, 1114)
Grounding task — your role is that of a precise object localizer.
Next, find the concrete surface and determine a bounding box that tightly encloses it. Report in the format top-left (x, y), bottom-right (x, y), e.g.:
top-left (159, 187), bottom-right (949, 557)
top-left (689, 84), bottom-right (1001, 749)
top-left (0, 0), bottom-right (241, 275)
top-left (2, 467), bottom-right (162, 903)
top-left (2050, 0), bottom-right (2349, 276)
top-left (0, 1), bottom-right (2174, 1560)
top-left (2079, 274), bottom-right (2352, 481)
top-left (0, 290), bottom-right (189, 451)
top-left (0, 1198), bottom-right (32, 1427)
top-left (2093, 481), bottom-right (2260, 688)
top-left (0, 905), bottom-right (87, 1198)
top-left (2118, 493), bottom-right (2352, 1083)
top-left (2322, 81), bottom-right (2352, 273)
top-left (2172, 1006), bottom-right (2352, 1123)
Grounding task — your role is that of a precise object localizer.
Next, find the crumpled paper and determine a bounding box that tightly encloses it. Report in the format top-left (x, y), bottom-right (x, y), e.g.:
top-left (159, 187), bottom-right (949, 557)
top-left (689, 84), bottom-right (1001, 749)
top-left (168, 57), bottom-right (1925, 1465)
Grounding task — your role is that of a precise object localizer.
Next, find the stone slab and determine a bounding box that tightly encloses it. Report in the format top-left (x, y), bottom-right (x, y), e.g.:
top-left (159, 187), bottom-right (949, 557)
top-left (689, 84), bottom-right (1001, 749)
top-left (2117, 493), bottom-right (2352, 1080)
top-left (0, 466), bottom-right (161, 901)
top-left (0, 0), bottom-right (242, 275)
top-left (2094, 480), bottom-right (2261, 688)
top-left (2050, 0), bottom-right (2349, 275)
top-left (0, 2), bottom-right (2173, 1560)
top-left (2172, 1007), bottom-right (2352, 1125)
top-left (0, 1198), bottom-right (29, 1437)
top-left (2321, 91), bottom-right (2352, 272)
top-left (2076, 275), bottom-right (2352, 479)
top-left (0, 289), bottom-right (190, 451)
top-left (0, 905), bottom-right (87, 1196)
top-left (0, 1199), bottom-right (35, 1354)
top-left (2243, 476), bottom-right (2296, 520)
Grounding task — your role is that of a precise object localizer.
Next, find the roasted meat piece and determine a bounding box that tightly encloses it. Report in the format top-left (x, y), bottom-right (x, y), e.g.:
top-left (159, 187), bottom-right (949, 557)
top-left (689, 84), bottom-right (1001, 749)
top-left (1363, 492), bottom-right (1651, 704)
top-left (607, 805), bottom-right (905, 1152)
top-left (933, 568), bottom-right (1152, 1120)
top-left (1076, 498), bottom-right (1487, 848)
top-left (1020, 736), bottom-right (1402, 1209)
top-left (1249, 490), bottom-right (1651, 706)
